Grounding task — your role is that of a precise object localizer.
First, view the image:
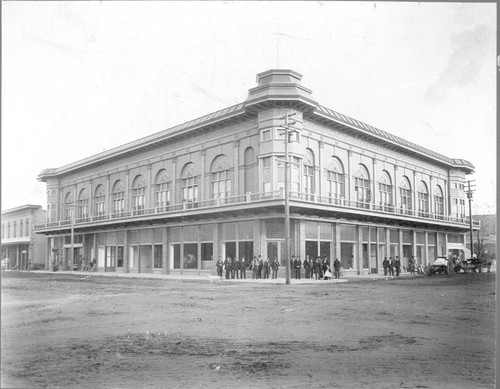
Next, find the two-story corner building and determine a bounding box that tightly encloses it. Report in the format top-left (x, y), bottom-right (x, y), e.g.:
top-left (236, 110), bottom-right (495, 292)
top-left (2, 205), bottom-right (47, 270)
top-left (34, 69), bottom-right (478, 276)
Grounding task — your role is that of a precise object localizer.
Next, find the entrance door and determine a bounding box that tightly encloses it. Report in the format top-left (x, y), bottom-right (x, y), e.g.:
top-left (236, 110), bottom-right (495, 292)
top-left (403, 245), bottom-right (412, 270)
top-left (267, 241), bottom-right (281, 264)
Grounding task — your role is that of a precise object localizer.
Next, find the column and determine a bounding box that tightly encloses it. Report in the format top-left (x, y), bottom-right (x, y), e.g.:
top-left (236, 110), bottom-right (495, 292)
top-left (398, 229), bottom-right (403, 262)
top-left (412, 171), bottom-right (417, 216)
top-left (299, 220), bottom-right (306, 262)
top-left (125, 172), bottom-right (130, 212)
top-left (412, 230), bottom-right (417, 262)
top-left (172, 158), bottom-right (177, 205)
top-left (317, 141), bottom-right (324, 198)
top-left (93, 233), bottom-right (98, 271)
top-left (200, 149), bottom-right (206, 201)
top-left (394, 165), bottom-right (399, 211)
top-left (233, 141), bottom-right (239, 196)
top-left (162, 227), bottom-right (168, 274)
top-left (424, 231), bottom-right (429, 266)
top-left (148, 165), bottom-right (153, 209)
top-left (347, 150), bottom-right (353, 202)
top-left (357, 225), bottom-right (362, 275)
top-left (106, 176), bottom-right (110, 215)
top-left (334, 223), bottom-right (341, 264)
top-left (124, 230), bottom-right (129, 273)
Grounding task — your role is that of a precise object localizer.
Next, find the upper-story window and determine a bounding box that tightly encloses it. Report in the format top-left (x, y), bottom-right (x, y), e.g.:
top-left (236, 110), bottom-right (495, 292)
top-left (326, 156), bottom-right (345, 201)
top-left (181, 163), bottom-right (198, 204)
top-left (303, 149), bottom-right (315, 200)
top-left (78, 189), bottom-right (89, 219)
top-left (1, 223), bottom-right (4, 239)
top-left (64, 192), bottom-right (74, 221)
top-left (261, 157), bottom-right (271, 193)
top-left (211, 156), bottom-right (231, 200)
top-left (13, 221), bottom-right (17, 238)
top-left (399, 176), bottom-right (412, 214)
top-left (378, 170), bottom-right (393, 211)
top-left (7, 222), bottom-right (10, 239)
top-left (19, 220), bottom-right (24, 237)
top-left (244, 147), bottom-right (256, 194)
top-left (94, 185), bottom-right (106, 216)
top-left (25, 219), bottom-right (29, 236)
top-left (112, 181), bottom-right (125, 215)
top-left (155, 170), bottom-right (171, 210)
top-left (434, 185), bottom-right (444, 218)
top-left (417, 181), bottom-right (429, 217)
top-left (354, 164), bottom-right (371, 209)
top-left (261, 129), bottom-right (272, 142)
top-left (132, 176), bottom-right (146, 212)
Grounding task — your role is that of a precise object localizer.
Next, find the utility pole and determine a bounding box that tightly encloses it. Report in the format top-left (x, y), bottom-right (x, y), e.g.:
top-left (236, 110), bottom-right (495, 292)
top-left (278, 112), bottom-right (299, 285)
top-left (466, 180), bottom-right (476, 259)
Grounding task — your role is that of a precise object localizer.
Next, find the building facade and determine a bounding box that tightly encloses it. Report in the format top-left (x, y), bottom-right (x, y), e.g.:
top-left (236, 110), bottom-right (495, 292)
top-left (35, 69), bottom-right (478, 275)
top-left (2, 205), bottom-right (47, 269)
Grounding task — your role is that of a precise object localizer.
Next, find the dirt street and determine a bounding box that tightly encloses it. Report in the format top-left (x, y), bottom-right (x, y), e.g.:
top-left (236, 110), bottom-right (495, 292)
top-left (1, 271), bottom-right (496, 388)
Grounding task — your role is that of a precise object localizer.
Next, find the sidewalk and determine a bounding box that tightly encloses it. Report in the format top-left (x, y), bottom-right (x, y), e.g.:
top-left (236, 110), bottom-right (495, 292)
top-left (23, 269), bottom-right (421, 284)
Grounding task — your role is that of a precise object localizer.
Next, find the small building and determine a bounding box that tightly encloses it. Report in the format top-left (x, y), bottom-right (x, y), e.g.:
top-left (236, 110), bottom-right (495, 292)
top-left (2, 205), bottom-right (47, 270)
top-left (34, 69), bottom-right (478, 275)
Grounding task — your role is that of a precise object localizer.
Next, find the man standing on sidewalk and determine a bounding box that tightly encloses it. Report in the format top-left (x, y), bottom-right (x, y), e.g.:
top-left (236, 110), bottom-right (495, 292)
top-left (271, 258), bottom-right (279, 279)
top-left (224, 256), bottom-right (232, 280)
top-left (383, 257), bottom-right (389, 276)
top-left (394, 256), bottom-right (401, 276)
top-left (240, 257), bottom-right (247, 279)
top-left (333, 258), bottom-right (341, 279)
top-left (293, 255), bottom-right (301, 279)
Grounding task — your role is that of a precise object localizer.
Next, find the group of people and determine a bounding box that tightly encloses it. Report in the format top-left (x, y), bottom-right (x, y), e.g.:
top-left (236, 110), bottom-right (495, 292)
top-left (382, 256), bottom-right (402, 276)
top-left (216, 255), bottom-right (280, 280)
top-left (216, 254), bottom-right (342, 280)
top-left (292, 255), bottom-right (342, 280)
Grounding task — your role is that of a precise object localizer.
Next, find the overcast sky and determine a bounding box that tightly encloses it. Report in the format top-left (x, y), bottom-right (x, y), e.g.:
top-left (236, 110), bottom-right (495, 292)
top-left (2, 1), bottom-right (496, 215)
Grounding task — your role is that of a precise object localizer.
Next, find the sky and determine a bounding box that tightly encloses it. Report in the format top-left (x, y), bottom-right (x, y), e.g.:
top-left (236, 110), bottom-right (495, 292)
top-left (2, 1), bottom-right (497, 215)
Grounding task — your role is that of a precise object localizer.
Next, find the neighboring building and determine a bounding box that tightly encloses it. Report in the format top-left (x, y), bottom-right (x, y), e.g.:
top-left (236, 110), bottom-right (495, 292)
top-left (34, 69), bottom-right (478, 275)
top-left (2, 205), bottom-right (47, 269)
top-left (466, 214), bottom-right (496, 260)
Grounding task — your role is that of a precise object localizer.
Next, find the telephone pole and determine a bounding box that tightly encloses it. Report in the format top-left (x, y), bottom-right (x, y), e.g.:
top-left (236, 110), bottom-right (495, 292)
top-left (466, 180), bottom-right (476, 259)
top-left (278, 112), bottom-right (299, 285)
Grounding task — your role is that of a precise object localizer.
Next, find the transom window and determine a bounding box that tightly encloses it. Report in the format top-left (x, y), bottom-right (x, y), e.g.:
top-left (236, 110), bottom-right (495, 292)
top-left (417, 181), bottom-right (429, 216)
top-left (378, 171), bottom-right (393, 209)
top-left (155, 170), bottom-right (171, 210)
top-left (211, 156), bottom-right (231, 200)
top-left (181, 163), bottom-right (199, 204)
top-left (303, 149), bottom-right (315, 200)
top-left (64, 192), bottom-right (74, 221)
top-left (78, 189), bottom-right (89, 219)
top-left (326, 157), bottom-right (344, 200)
top-left (132, 176), bottom-right (146, 211)
top-left (434, 185), bottom-right (444, 217)
top-left (94, 185), bottom-right (106, 216)
top-left (354, 164), bottom-right (371, 208)
top-left (112, 181), bottom-right (124, 214)
top-left (399, 176), bottom-right (412, 214)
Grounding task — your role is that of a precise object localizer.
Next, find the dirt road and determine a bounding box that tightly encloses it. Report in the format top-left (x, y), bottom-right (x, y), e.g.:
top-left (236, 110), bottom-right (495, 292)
top-left (1, 271), bottom-right (495, 388)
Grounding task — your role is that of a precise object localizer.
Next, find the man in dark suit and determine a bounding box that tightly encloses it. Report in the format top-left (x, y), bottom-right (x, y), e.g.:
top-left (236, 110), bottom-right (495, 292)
top-left (293, 255), bottom-right (301, 279)
top-left (240, 257), bottom-right (247, 279)
top-left (224, 256), bottom-right (232, 280)
top-left (303, 256), bottom-right (311, 278)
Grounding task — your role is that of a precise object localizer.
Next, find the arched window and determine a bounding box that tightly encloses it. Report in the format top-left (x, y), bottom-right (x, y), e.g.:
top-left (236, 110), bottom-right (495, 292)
top-left (354, 164), bottom-right (371, 209)
top-left (155, 169), bottom-right (171, 211)
top-left (94, 185), bottom-right (106, 217)
top-left (77, 189), bottom-right (89, 219)
top-left (399, 176), bottom-right (412, 214)
top-left (132, 175), bottom-right (146, 212)
top-left (64, 192), bottom-right (74, 221)
top-left (181, 163), bottom-right (198, 206)
top-left (112, 180), bottom-right (124, 215)
top-left (434, 185), bottom-right (444, 218)
top-left (303, 149), bottom-right (315, 200)
top-left (378, 170), bottom-right (393, 211)
top-left (326, 156), bottom-right (344, 202)
top-left (243, 147), bottom-right (256, 194)
top-left (211, 155), bottom-right (231, 201)
top-left (417, 181), bottom-right (429, 216)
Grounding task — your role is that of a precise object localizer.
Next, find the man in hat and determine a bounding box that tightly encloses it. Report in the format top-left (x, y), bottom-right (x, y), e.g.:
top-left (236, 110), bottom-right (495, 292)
top-left (224, 256), bottom-right (232, 279)
top-left (333, 257), bottom-right (341, 279)
top-left (293, 255), bottom-right (301, 279)
top-left (252, 256), bottom-right (259, 279)
top-left (257, 255), bottom-right (263, 279)
top-left (303, 255), bottom-right (311, 279)
top-left (240, 257), bottom-right (247, 279)
top-left (271, 257), bottom-right (279, 279)
top-left (216, 256), bottom-right (224, 278)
